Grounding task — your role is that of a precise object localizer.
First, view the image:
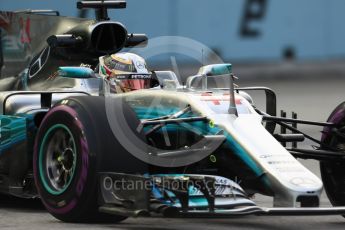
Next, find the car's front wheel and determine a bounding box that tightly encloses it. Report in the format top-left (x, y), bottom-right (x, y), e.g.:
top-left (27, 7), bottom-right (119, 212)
top-left (320, 101), bottom-right (345, 217)
top-left (33, 97), bottom-right (129, 223)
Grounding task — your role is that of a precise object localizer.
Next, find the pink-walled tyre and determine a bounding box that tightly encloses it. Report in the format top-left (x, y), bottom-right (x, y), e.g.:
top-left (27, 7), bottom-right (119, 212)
top-left (33, 96), bottom-right (129, 223)
top-left (320, 101), bottom-right (345, 217)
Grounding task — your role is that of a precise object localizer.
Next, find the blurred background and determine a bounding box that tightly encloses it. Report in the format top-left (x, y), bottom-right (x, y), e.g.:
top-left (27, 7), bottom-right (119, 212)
top-left (1, 0), bottom-right (345, 120)
top-left (2, 0), bottom-right (345, 78)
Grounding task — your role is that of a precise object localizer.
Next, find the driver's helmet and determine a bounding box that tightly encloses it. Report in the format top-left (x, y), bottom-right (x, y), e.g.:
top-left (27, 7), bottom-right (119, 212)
top-left (99, 52), bottom-right (152, 93)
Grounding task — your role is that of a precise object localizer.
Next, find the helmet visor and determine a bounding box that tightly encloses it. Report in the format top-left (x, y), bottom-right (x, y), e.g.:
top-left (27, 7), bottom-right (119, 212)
top-left (114, 73), bottom-right (152, 91)
top-left (118, 79), bottom-right (152, 91)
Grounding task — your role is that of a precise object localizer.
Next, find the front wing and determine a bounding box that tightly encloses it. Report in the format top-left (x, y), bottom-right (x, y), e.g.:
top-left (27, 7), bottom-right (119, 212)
top-left (97, 173), bottom-right (345, 218)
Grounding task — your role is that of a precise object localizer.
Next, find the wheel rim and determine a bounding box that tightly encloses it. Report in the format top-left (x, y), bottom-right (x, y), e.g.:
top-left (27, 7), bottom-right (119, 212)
top-left (39, 124), bottom-right (77, 195)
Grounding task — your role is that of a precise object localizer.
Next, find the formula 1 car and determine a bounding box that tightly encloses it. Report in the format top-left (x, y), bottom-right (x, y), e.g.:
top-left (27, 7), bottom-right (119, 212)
top-left (1, 1), bottom-right (345, 223)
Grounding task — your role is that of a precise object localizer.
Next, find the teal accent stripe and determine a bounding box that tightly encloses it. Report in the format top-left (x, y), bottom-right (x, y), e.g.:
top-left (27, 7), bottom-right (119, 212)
top-left (0, 115), bottom-right (27, 154)
top-left (133, 106), bottom-right (182, 120)
top-left (0, 134), bottom-right (26, 152)
top-left (223, 133), bottom-right (263, 176)
top-left (205, 123), bottom-right (264, 177)
top-left (131, 105), bottom-right (269, 187)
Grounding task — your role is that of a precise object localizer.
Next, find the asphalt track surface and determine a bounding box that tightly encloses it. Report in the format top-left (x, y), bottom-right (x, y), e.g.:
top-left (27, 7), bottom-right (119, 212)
top-left (1, 77), bottom-right (345, 229)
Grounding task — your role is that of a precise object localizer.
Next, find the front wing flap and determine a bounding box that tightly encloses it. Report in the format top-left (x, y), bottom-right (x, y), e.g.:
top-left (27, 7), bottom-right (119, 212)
top-left (98, 173), bottom-right (345, 218)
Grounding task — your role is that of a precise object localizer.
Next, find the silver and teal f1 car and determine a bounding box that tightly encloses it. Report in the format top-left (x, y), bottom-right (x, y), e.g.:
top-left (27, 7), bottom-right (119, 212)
top-left (1, 1), bottom-right (345, 223)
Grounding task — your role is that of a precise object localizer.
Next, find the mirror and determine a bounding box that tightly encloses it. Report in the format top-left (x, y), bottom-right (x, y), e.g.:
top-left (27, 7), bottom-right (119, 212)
top-left (198, 63), bottom-right (232, 76)
top-left (58, 67), bottom-right (97, 79)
